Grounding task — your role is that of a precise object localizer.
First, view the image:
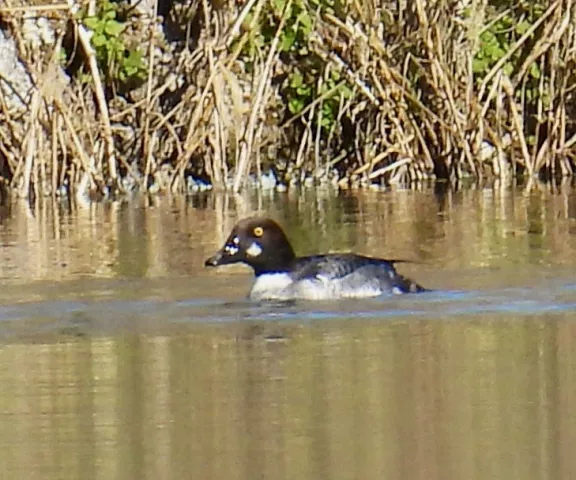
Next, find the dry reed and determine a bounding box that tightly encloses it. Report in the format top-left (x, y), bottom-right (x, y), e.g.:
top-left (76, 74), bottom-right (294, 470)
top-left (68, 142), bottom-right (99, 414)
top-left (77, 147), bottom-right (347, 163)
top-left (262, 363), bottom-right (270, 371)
top-left (0, 0), bottom-right (574, 199)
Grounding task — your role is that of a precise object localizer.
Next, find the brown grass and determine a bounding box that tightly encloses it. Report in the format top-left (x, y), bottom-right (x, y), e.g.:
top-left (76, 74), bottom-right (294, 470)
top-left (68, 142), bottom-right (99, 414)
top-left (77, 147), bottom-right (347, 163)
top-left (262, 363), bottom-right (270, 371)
top-left (0, 0), bottom-right (575, 199)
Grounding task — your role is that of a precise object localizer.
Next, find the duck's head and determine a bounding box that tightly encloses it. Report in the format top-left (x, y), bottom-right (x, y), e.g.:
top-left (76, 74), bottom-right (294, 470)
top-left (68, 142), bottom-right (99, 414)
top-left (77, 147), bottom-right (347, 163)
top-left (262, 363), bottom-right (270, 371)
top-left (205, 217), bottom-right (296, 275)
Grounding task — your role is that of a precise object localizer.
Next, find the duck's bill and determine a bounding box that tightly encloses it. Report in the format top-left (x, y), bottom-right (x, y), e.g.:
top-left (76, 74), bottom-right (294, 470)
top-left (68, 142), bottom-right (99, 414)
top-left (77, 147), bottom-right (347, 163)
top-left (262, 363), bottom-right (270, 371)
top-left (205, 249), bottom-right (237, 267)
top-left (205, 250), bottom-right (224, 267)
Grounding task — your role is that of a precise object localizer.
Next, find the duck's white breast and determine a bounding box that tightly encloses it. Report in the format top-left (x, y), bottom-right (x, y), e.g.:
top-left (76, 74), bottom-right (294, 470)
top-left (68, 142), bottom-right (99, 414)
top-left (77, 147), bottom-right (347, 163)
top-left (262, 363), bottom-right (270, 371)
top-left (249, 273), bottom-right (294, 300)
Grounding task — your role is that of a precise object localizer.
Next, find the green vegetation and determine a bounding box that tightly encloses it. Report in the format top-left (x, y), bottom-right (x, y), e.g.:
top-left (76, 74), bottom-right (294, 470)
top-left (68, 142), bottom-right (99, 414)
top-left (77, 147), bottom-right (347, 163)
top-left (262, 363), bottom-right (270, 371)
top-left (472, 4), bottom-right (545, 80)
top-left (81, 0), bottom-right (146, 88)
top-left (240, 0), bottom-right (353, 132)
top-left (0, 0), bottom-right (574, 199)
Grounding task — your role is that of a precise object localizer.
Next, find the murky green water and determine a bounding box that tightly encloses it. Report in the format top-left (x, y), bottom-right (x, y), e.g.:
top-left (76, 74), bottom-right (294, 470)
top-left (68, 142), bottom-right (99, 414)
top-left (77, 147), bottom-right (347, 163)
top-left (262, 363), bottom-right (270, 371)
top-left (0, 184), bottom-right (576, 479)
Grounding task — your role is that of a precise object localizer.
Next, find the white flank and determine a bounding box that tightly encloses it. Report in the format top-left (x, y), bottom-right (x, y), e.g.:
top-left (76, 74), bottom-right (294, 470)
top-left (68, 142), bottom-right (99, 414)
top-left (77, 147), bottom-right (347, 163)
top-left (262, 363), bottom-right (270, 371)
top-left (249, 271), bottom-right (387, 301)
top-left (294, 275), bottom-right (384, 300)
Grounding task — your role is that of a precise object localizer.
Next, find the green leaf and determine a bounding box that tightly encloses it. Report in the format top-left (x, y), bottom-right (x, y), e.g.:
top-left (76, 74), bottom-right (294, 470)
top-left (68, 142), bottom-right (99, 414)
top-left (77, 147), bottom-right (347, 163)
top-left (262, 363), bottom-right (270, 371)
top-left (296, 85), bottom-right (311, 96)
top-left (288, 97), bottom-right (304, 114)
top-left (273, 0), bottom-right (286, 14)
top-left (529, 62), bottom-right (540, 79)
top-left (83, 16), bottom-right (99, 30)
top-left (472, 57), bottom-right (488, 74)
top-left (533, 5), bottom-right (545, 17)
top-left (480, 31), bottom-right (496, 44)
top-left (107, 37), bottom-right (122, 52)
top-left (103, 9), bottom-right (116, 20)
top-left (486, 44), bottom-right (505, 60)
top-left (104, 20), bottom-right (124, 36)
top-left (124, 50), bottom-right (143, 68)
top-left (319, 82), bottom-right (331, 95)
top-left (281, 29), bottom-right (297, 51)
top-left (516, 20), bottom-right (531, 35)
top-left (297, 10), bottom-right (312, 34)
top-left (92, 33), bottom-right (107, 47)
top-left (340, 84), bottom-right (353, 98)
top-left (290, 72), bottom-right (303, 88)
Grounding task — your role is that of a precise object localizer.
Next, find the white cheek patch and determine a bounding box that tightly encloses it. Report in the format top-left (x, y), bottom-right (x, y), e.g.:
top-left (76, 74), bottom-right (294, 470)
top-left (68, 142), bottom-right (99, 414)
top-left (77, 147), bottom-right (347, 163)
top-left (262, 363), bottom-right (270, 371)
top-left (246, 242), bottom-right (262, 257)
top-left (224, 244), bottom-right (239, 255)
top-left (232, 236), bottom-right (240, 245)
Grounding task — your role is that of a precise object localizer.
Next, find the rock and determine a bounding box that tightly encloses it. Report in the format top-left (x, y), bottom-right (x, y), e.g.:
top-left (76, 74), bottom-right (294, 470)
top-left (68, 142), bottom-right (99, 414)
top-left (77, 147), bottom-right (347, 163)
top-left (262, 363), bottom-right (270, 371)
top-left (0, 29), bottom-right (33, 111)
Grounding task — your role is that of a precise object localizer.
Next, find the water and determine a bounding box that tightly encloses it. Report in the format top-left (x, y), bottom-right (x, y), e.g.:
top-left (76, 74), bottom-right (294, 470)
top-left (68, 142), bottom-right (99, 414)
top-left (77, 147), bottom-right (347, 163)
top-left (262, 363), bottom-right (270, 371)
top-left (0, 184), bottom-right (576, 479)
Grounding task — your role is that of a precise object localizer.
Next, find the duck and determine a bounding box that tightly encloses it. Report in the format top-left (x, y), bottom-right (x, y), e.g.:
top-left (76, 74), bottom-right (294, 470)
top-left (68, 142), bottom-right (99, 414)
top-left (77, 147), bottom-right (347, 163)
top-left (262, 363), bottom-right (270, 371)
top-left (205, 217), bottom-right (426, 301)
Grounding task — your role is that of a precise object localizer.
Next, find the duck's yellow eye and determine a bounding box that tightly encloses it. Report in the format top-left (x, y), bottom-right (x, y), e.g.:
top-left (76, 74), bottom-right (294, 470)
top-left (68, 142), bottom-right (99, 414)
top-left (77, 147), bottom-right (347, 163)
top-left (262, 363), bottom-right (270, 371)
top-left (253, 226), bottom-right (264, 237)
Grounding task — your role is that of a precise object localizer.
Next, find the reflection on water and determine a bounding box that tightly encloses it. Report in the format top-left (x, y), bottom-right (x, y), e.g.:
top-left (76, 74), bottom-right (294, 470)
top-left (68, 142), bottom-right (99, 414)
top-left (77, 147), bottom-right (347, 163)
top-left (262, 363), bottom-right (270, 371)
top-left (0, 183), bottom-right (575, 479)
top-left (2, 311), bottom-right (576, 480)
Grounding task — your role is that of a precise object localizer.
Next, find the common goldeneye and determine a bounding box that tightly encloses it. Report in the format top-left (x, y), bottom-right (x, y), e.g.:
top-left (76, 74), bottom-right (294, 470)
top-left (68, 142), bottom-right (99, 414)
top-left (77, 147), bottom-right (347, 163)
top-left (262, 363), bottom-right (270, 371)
top-left (205, 217), bottom-right (426, 301)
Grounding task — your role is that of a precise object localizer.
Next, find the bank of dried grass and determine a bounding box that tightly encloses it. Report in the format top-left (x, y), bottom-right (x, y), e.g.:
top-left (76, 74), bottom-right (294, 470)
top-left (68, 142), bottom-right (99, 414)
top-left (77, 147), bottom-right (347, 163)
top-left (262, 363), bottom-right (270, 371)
top-left (0, 0), bottom-right (575, 200)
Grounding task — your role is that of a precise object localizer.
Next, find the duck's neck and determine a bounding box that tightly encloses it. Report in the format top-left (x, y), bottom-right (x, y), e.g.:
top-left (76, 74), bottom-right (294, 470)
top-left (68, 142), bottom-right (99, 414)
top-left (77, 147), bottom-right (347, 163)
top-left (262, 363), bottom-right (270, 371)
top-left (251, 242), bottom-right (296, 276)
